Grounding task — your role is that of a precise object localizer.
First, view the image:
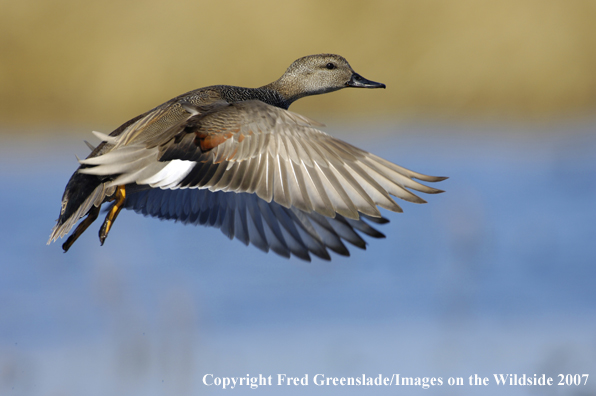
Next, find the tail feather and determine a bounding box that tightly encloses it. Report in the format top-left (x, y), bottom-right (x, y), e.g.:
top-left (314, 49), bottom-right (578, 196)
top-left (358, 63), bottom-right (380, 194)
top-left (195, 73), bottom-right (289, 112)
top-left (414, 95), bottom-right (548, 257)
top-left (47, 170), bottom-right (112, 244)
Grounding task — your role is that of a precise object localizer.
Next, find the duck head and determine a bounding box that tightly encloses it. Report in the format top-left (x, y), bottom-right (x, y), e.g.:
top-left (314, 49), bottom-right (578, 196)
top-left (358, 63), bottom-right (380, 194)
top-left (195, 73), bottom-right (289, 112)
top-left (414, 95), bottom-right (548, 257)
top-left (262, 54), bottom-right (385, 106)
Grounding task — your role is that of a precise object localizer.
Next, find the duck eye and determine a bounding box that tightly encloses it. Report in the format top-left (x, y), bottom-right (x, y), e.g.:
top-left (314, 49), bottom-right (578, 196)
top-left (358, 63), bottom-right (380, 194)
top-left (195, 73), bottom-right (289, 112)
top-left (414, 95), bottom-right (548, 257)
top-left (325, 63), bottom-right (335, 70)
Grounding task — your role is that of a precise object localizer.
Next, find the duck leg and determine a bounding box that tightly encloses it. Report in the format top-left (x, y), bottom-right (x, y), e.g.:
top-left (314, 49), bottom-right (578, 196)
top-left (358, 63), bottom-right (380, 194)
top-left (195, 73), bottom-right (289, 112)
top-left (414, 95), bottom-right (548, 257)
top-left (99, 185), bottom-right (126, 245)
top-left (62, 204), bottom-right (101, 252)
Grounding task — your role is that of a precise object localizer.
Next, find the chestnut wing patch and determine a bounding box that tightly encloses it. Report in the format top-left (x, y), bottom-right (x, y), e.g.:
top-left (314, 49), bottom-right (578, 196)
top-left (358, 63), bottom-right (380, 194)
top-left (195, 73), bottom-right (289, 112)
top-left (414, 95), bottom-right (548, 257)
top-left (157, 103), bottom-right (242, 162)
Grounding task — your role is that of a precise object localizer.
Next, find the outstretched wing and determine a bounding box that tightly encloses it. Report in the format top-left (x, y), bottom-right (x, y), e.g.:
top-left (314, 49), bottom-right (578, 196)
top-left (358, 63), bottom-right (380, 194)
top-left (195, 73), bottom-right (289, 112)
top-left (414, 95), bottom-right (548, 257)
top-left (124, 187), bottom-right (388, 261)
top-left (80, 100), bottom-right (446, 222)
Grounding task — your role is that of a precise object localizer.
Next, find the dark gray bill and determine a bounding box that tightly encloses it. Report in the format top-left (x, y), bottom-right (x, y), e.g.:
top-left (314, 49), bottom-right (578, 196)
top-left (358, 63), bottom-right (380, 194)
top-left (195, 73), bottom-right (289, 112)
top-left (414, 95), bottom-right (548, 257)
top-left (346, 73), bottom-right (386, 89)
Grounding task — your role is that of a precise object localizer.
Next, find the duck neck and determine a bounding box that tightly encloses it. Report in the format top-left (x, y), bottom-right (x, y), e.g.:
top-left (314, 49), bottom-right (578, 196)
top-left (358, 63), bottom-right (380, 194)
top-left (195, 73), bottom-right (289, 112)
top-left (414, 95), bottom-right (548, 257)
top-left (259, 77), bottom-right (310, 109)
top-left (253, 84), bottom-right (293, 110)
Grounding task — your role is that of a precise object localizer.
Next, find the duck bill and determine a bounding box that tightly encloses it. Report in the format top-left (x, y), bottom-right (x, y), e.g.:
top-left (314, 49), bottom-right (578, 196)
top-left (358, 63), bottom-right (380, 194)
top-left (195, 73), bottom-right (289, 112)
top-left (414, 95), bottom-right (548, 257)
top-left (346, 73), bottom-right (386, 89)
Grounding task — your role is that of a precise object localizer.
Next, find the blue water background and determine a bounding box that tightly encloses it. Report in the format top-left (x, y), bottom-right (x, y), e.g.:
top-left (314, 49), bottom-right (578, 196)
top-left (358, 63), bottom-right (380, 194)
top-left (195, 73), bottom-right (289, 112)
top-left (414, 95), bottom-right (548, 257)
top-left (1, 121), bottom-right (595, 395)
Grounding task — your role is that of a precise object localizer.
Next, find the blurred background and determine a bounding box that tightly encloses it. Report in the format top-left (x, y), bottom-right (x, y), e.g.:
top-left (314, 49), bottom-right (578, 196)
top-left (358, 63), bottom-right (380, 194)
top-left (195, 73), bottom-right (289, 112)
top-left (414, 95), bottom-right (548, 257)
top-left (1, 0), bottom-right (596, 395)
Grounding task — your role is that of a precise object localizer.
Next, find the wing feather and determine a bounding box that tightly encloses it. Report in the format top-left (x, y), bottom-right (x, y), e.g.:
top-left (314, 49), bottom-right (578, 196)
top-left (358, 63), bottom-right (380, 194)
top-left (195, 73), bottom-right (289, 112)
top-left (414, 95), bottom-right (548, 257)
top-left (76, 100), bottom-right (445, 250)
top-left (123, 188), bottom-right (391, 261)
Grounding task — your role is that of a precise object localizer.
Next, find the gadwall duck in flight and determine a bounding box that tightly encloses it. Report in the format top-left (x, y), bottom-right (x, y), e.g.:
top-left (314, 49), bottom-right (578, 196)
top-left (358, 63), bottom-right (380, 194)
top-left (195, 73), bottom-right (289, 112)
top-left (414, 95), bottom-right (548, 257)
top-left (48, 54), bottom-right (446, 261)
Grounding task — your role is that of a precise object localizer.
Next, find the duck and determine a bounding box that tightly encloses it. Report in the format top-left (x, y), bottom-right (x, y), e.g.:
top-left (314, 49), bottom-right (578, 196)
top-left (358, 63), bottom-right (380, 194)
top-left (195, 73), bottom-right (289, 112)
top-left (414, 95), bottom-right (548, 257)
top-left (48, 54), bottom-right (446, 261)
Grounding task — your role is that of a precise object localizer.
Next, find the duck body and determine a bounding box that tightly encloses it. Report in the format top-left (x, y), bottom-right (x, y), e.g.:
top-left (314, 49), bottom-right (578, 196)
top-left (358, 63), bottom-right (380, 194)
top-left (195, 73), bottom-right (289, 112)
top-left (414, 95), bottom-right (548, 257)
top-left (49, 54), bottom-right (446, 261)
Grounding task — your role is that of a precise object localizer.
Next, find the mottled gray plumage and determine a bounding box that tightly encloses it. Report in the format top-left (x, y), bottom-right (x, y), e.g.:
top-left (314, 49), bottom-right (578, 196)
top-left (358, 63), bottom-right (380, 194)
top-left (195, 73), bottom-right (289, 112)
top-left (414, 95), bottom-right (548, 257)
top-left (48, 54), bottom-right (446, 261)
